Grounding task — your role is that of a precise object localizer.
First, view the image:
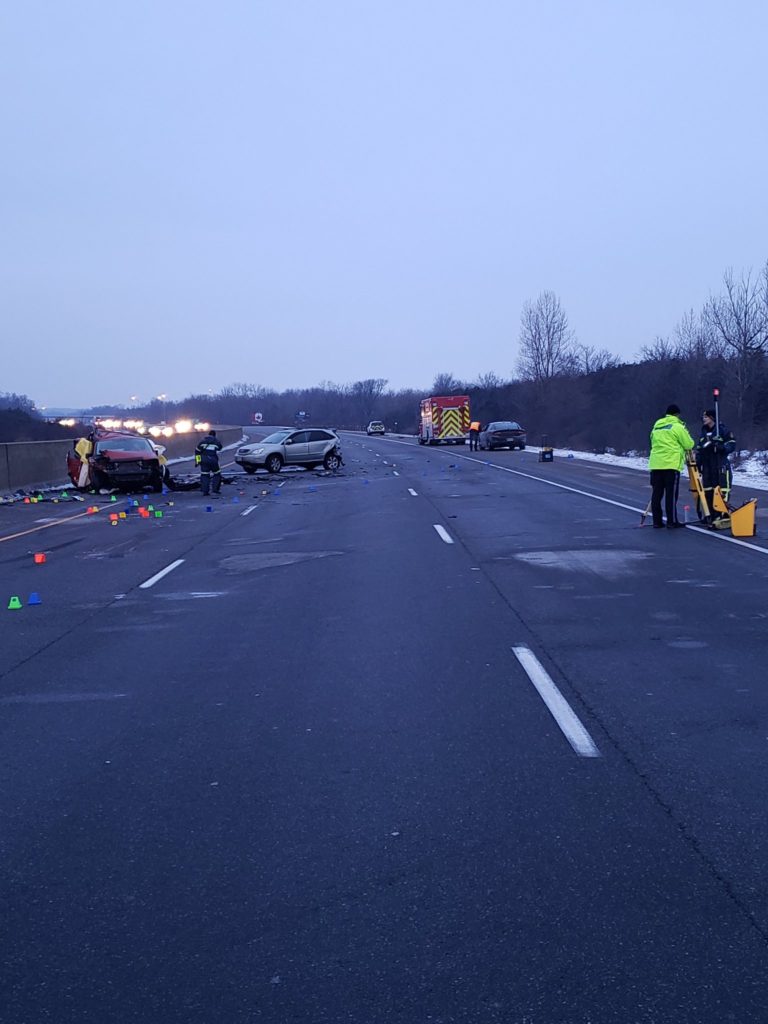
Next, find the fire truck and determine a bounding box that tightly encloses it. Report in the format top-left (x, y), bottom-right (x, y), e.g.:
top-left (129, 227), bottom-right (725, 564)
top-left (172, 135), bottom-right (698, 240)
top-left (418, 395), bottom-right (471, 445)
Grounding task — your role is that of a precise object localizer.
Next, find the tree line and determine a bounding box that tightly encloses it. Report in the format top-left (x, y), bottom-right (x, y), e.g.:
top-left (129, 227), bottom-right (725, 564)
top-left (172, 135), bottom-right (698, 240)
top-left (505, 260), bottom-right (768, 452)
top-left (4, 258), bottom-right (767, 453)
top-left (116, 257), bottom-right (768, 454)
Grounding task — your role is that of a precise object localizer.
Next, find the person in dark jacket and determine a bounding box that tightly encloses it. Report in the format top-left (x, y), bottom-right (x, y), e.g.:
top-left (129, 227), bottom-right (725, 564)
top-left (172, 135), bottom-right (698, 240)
top-left (196, 430), bottom-right (223, 496)
top-left (695, 410), bottom-right (735, 518)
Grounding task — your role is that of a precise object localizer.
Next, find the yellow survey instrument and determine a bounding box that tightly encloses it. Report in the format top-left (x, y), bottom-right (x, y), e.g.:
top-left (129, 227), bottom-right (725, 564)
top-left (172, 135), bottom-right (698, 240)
top-left (685, 451), bottom-right (757, 537)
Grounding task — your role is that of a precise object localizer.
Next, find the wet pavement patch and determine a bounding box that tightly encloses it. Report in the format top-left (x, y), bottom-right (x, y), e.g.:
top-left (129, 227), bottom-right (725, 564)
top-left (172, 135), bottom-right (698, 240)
top-left (219, 551), bottom-right (342, 573)
top-left (513, 549), bottom-right (654, 578)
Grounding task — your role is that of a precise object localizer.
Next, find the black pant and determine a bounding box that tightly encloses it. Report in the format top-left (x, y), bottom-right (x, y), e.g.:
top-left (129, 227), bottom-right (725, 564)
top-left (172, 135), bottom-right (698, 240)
top-left (700, 460), bottom-right (732, 494)
top-left (469, 431), bottom-right (479, 451)
top-left (650, 469), bottom-right (679, 526)
top-left (201, 469), bottom-right (221, 495)
top-left (696, 456), bottom-right (732, 520)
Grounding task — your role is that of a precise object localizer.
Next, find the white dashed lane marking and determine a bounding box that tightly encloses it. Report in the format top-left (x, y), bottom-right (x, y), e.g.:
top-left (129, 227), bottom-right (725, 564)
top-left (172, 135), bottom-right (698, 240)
top-left (139, 559), bottom-right (185, 590)
top-left (512, 646), bottom-right (600, 758)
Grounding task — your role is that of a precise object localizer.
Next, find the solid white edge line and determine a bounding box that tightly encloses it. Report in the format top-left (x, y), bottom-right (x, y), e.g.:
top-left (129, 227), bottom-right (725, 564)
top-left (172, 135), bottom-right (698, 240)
top-left (241, 505), bottom-right (257, 516)
top-left (408, 488), bottom-right (418, 496)
top-left (454, 453), bottom-right (768, 557)
top-left (374, 435), bottom-right (768, 557)
top-left (512, 646), bottom-right (600, 758)
top-left (676, 523), bottom-right (768, 554)
top-left (457, 454), bottom-right (640, 513)
top-left (433, 524), bottom-right (454, 544)
top-left (139, 559), bottom-right (185, 590)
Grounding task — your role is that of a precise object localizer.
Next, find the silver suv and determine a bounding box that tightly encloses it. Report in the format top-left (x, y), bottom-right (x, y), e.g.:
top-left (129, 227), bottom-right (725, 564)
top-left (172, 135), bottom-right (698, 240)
top-left (366, 420), bottom-right (385, 435)
top-left (235, 428), bottom-right (342, 474)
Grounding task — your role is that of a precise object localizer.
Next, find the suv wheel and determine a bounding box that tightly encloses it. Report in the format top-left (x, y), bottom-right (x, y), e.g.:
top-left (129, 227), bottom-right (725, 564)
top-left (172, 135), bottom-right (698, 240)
top-left (265, 454), bottom-right (283, 474)
top-left (323, 451), bottom-right (341, 472)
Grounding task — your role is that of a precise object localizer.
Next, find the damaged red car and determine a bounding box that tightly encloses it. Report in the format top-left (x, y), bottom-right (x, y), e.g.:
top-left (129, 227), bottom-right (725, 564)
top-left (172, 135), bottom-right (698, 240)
top-left (67, 430), bottom-right (165, 493)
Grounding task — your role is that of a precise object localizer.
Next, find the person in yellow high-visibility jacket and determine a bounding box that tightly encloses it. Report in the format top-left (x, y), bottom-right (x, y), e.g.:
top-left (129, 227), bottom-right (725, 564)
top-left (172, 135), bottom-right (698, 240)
top-left (74, 436), bottom-right (93, 489)
top-left (468, 420), bottom-right (481, 451)
top-left (648, 404), bottom-right (694, 528)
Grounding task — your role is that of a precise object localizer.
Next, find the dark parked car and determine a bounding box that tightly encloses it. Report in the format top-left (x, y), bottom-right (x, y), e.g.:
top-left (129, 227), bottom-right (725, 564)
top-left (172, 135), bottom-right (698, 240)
top-left (479, 421), bottom-right (527, 451)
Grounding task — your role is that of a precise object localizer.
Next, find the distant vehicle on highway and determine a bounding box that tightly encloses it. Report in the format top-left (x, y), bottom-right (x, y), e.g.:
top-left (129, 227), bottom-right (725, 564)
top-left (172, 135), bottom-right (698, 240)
top-left (479, 421), bottom-right (527, 451)
top-left (67, 430), bottom-right (164, 492)
top-left (366, 420), bottom-right (385, 435)
top-left (235, 428), bottom-right (342, 474)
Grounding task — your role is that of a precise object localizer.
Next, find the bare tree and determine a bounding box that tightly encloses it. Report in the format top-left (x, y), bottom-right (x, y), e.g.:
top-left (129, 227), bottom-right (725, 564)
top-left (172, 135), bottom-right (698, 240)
top-left (350, 378), bottom-right (388, 424)
top-left (472, 370), bottom-right (506, 389)
top-left (516, 291), bottom-right (576, 382)
top-left (221, 382), bottom-right (262, 399)
top-left (0, 391), bottom-right (36, 414)
top-left (673, 307), bottom-right (724, 360)
top-left (431, 372), bottom-right (463, 394)
top-left (639, 336), bottom-right (677, 362)
top-left (706, 264), bottom-right (768, 423)
top-left (571, 344), bottom-right (620, 375)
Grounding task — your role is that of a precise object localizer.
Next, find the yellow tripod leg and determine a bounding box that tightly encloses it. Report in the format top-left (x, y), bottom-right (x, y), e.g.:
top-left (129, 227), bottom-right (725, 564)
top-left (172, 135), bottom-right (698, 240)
top-left (712, 488), bottom-right (729, 515)
top-left (685, 453), bottom-right (711, 520)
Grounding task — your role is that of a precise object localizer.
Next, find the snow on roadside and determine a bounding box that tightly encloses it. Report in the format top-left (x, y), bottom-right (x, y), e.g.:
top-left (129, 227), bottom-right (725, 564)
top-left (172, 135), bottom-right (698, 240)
top-left (534, 446), bottom-right (768, 491)
top-left (381, 432), bottom-right (768, 492)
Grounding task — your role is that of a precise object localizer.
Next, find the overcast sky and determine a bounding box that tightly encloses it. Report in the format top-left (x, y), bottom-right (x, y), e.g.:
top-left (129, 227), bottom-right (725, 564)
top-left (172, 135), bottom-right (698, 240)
top-left (2, 0), bottom-right (767, 408)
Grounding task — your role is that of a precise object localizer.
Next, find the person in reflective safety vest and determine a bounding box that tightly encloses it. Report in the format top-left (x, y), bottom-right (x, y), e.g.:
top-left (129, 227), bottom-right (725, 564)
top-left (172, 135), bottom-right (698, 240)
top-left (195, 431), bottom-right (223, 496)
top-left (648, 404), bottom-right (694, 528)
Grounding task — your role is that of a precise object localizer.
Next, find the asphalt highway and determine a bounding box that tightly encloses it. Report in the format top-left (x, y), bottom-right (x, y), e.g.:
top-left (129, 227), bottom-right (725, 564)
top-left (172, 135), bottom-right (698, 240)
top-left (1, 431), bottom-right (767, 1023)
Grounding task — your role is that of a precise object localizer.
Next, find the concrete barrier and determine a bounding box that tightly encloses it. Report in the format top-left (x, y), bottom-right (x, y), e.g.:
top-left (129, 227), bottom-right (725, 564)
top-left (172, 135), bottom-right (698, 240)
top-left (1, 440), bottom-right (74, 492)
top-left (0, 427), bottom-right (243, 492)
